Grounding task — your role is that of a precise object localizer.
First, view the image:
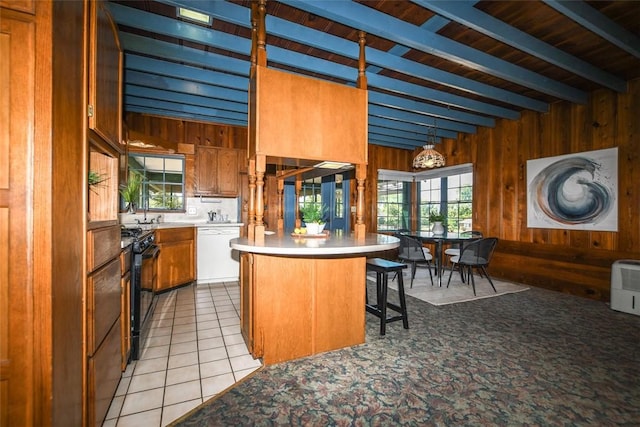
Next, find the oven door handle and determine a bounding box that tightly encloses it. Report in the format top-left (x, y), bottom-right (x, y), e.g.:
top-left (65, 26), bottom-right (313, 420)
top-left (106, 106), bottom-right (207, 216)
top-left (142, 245), bottom-right (160, 259)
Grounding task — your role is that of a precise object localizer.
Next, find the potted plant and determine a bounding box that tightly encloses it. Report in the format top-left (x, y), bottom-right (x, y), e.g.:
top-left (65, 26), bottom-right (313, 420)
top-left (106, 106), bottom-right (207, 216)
top-left (300, 203), bottom-right (328, 234)
top-left (88, 170), bottom-right (109, 194)
top-left (120, 174), bottom-right (141, 213)
top-left (429, 210), bottom-right (445, 234)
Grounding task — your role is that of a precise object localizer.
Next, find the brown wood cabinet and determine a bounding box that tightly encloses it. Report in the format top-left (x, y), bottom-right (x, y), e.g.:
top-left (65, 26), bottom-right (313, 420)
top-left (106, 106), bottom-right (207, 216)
top-left (196, 146), bottom-right (239, 196)
top-left (87, 317), bottom-right (122, 427)
top-left (155, 227), bottom-right (196, 292)
top-left (88, 0), bottom-right (122, 148)
top-left (86, 225), bottom-right (122, 426)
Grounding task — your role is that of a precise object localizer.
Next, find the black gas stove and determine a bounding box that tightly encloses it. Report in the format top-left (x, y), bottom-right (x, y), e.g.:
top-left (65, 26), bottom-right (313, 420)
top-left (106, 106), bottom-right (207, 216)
top-left (121, 226), bottom-right (155, 253)
top-left (121, 226), bottom-right (159, 360)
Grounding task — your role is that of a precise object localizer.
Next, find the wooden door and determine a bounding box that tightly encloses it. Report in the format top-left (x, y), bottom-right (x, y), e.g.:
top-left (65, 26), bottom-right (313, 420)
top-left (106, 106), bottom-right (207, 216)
top-left (196, 146), bottom-right (218, 195)
top-left (240, 253), bottom-right (254, 353)
top-left (217, 149), bottom-right (239, 196)
top-left (88, 0), bottom-right (122, 148)
top-left (155, 227), bottom-right (195, 291)
top-left (1, 11), bottom-right (35, 426)
top-left (156, 240), bottom-right (195, 291)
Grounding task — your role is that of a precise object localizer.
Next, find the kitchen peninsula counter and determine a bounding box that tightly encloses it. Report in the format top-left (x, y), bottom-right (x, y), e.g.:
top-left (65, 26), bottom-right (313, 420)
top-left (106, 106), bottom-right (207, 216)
top-left (229, 232), bottom-right (398, 255)
top-left (231, 233), bottom-right (399, 365)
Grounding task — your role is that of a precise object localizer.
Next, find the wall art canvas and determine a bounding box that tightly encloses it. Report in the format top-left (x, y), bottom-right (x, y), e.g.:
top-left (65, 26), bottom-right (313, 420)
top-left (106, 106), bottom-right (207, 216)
top-left (527, 147), bottom-right (618, 231)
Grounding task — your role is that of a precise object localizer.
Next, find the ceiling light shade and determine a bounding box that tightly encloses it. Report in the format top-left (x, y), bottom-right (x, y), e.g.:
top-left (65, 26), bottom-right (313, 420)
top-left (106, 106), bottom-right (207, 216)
top-left (412, 125), bottom-right (445, 169)
top-left (413, 145), bottom-right (446, 169)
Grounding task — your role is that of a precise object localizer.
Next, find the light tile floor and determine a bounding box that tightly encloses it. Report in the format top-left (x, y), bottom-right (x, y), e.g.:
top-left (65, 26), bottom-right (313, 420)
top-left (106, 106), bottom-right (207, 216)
top-left (102, 281), bottom-right (262, 427)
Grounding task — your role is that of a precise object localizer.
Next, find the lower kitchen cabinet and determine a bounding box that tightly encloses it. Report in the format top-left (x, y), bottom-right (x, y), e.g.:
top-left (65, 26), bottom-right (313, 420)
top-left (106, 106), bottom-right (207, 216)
top-left (155, 227), bottom-right (195, 292)
top-left (87, 317), bottom-right (122, 427)
top-left (86, 225), bottom-right (122, 426)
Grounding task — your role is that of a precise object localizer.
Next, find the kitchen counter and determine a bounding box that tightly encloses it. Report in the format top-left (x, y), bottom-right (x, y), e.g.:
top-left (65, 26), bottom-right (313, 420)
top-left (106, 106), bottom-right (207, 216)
top-left (233, 232), bottom-right (399, 365)
top-left (229, 232), bottom-right (398, 256)
top-left (121, 222), bottom-right (244, 231)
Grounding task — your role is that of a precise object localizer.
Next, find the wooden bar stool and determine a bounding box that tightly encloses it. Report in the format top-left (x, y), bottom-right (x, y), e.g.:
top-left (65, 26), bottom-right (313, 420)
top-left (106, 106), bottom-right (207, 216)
top-left (366, 258), bottom-right (409, 335)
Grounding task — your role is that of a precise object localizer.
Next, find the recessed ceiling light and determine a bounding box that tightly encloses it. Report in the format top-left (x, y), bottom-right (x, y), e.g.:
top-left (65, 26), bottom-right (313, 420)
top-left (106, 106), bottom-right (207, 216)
top-left (314, 161), bottom-right (352, 170)
top-left (177, 7), bottom-right (211, 25)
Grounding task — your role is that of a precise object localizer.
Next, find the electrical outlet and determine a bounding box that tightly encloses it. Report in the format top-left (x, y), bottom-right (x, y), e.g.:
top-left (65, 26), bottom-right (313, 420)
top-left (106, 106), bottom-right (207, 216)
top-left (187, 207), bottom-right (197, 215)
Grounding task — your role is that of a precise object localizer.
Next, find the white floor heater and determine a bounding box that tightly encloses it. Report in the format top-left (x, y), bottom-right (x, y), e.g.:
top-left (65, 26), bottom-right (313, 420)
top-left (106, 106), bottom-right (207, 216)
top-left (610, 260), bottom-right (640, 316)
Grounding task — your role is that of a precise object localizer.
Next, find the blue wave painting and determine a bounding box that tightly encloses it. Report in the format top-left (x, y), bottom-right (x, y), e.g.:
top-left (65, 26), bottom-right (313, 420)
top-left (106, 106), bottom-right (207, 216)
top-left (527, 148), bottom-right (617, 231)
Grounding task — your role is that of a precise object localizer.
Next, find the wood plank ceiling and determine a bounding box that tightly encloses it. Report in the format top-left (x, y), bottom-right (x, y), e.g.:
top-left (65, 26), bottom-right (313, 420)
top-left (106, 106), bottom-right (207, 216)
top-left (108, 0), bottom-right (640, 150)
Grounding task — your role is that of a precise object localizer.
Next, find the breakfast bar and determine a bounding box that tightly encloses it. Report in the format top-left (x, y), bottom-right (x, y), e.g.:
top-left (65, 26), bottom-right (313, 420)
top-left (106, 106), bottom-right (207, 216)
top-left (230, 233), bottom-right (399, 365)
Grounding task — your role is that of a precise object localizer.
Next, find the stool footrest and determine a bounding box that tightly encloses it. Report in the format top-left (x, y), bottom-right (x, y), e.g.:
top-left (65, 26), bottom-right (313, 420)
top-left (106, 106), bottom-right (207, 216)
top-left (366, 303), bottom-right (406, 324)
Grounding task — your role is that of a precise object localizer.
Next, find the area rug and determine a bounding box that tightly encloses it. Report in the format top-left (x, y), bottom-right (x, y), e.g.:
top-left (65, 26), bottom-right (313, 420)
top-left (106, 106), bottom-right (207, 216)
top-left (368, 268), bottom-right (529, 306)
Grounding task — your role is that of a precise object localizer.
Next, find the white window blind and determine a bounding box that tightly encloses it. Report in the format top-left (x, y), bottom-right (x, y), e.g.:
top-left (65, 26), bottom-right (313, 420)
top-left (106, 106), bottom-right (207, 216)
top-left (378, 163), bottom-right (473, 182)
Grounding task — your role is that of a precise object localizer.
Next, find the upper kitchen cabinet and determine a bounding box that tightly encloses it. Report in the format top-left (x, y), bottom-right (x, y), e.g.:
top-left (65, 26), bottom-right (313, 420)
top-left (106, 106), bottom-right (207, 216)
top-left (196, 146), bottom-right (239, 197)
top-left (89, 0), bottom-right (122, 150)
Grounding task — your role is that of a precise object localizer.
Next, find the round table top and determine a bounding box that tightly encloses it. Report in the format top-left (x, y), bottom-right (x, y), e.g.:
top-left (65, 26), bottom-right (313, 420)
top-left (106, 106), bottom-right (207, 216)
top-left (230, 232), bottom-right (399, 256)
top-left (406, 231), bottom-right (481, 243)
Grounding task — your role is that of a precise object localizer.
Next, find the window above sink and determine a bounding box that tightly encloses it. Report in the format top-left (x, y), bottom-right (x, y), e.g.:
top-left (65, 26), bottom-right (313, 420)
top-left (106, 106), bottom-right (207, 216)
top-left (125, 153), bottom-right (185, 212)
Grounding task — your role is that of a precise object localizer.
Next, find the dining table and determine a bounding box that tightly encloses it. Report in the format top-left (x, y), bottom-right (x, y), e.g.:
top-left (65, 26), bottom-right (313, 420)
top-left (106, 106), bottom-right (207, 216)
top-left (404, 231), bottom-right (482, 287)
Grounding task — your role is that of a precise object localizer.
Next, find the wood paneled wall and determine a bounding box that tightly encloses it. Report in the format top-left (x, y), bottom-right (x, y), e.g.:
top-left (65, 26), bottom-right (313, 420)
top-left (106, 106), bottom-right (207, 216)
top-left (126, 78), bottom-right (639, 301)
top-left (427, 78), bottom-right (640, 301)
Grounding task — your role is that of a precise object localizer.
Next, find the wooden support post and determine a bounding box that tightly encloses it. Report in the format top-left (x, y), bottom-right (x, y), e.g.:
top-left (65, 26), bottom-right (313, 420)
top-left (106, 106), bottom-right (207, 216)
top-left (248, 158), bottom-right (256, 241)
top-left (250, 2), bottom-right (257, 70)
top-left (355, 32), bottom-right (368, 239)
top-left (295, 178), bottom-right (302, 229)
top-left (277, 178), bottom-right (284, 232)
top-left (254, 154), bottom-right (266, 242)
top-left (256, 0), bottom-right (267, 67)
top-left (357, 31), bottom-right (367, 89)
top-left (354, 163), bottom-right (366, 239)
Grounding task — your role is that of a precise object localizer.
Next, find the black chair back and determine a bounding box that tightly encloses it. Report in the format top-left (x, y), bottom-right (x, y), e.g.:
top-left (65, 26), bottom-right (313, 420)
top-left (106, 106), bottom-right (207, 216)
top-left (396, 234), bottom-right (428, 262)
top-left (459, 237), bottom-right (498, 267)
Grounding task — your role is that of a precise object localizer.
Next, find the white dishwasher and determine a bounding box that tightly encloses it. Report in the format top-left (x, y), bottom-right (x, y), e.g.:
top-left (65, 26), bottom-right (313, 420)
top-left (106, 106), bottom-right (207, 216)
top-left (197, 226), bottom-right (241, 284)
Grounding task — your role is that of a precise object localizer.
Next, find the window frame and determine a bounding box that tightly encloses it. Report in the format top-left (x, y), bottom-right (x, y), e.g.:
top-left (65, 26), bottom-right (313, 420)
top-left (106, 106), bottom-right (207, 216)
top-left (126, 153), bottom-right (186, 212)
top-left (376, 164), bottom-right (473, 233)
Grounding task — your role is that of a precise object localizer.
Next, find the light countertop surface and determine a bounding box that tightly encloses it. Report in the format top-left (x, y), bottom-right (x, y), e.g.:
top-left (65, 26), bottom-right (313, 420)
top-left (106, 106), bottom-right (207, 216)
top-left (229, 232), bottom-right (399, 256)
top-left (121, 222), bottom-right (244, 231)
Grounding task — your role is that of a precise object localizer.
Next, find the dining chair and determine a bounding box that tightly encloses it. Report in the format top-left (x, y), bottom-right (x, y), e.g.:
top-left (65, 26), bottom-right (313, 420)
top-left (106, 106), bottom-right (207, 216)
top-left (395, 234), bottom-right (434, 288)
top-left (446, 237), bottom-right (498, 295)
top-left (444, 230), bottom-right (483, 281)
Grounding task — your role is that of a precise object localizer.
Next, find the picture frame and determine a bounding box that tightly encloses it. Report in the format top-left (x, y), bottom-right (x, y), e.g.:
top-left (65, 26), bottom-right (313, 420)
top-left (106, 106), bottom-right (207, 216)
top-left (526, 147), bottom-right (618, 231)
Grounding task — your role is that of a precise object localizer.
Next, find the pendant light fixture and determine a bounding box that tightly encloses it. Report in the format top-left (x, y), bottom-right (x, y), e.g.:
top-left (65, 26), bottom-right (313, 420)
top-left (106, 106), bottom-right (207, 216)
top-left (412, 124), bottom-right (445, 169)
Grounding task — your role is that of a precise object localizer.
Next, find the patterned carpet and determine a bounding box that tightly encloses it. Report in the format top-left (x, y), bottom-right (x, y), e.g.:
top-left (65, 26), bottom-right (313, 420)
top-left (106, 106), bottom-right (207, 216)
top-left (172, 284), bottom-right (640, 426)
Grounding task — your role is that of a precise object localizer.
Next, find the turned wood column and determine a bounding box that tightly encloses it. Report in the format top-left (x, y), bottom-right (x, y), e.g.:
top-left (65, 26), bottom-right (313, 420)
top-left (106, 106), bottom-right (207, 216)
top-left (247, 159), bottom-right (257, 240)
top-left (255, 0), bottom-right (267, 67)
top-left (357, 31), bottom-right (367, 89)
top-left (276, 178), bottom-right (284, 232)
top-left (354, 163), bottom-right (366, 239)
top-left (253, 154), bottom-right (266, 241)
top-left (354, 31), bottom-right (367, 239)
top-left (295, 178), bottom-right (302, 228)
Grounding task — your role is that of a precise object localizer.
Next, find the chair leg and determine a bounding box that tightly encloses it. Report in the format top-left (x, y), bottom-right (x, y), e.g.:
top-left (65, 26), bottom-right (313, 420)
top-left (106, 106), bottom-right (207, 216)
top-left (468, 266), bottom-right (477, 295)
top-left (410, 262), bottom-right (416, 288)
top-left (481, 266), bottom-right (497, 292)
top-left (446, 263), bottom-right (455, 287)
top-left (427, 262), bottom-right (434, 286)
